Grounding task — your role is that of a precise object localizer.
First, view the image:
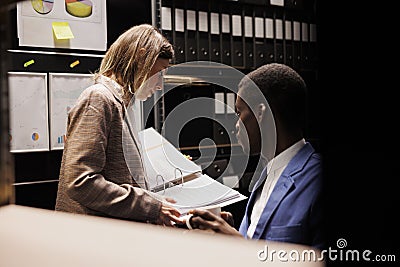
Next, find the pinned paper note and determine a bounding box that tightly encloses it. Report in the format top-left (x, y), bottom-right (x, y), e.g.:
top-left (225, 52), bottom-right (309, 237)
top-left (52, 22), bottom-right (74, 40)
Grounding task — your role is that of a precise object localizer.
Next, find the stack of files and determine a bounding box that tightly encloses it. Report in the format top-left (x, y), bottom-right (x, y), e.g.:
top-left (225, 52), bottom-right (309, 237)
top-left (138, 127), bottom-right (247, 214)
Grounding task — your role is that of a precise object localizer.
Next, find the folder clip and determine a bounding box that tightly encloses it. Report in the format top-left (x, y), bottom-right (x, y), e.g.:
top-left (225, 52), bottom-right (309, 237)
top-left (175, 168), bottom-right (183, 187)
top-left (155, 174), bottom-right (166, 194)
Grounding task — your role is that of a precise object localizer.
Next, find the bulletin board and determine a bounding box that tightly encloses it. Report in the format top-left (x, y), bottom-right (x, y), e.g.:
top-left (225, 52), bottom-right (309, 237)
top-left (49, 72), bottom-right (94, 150)
top-left (16, 0), bottom-right (107, 51)
top-left (8, 72), bottom-right (49, 153)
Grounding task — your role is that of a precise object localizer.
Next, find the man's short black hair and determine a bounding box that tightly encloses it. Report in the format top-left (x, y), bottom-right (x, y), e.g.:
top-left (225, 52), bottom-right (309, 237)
top-left (239, 63), bottom-right (307, 132)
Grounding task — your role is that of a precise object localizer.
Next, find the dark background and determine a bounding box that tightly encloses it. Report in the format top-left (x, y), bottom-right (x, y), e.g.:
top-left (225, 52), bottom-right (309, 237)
top-left (318, 1), bottom-right (398, 265)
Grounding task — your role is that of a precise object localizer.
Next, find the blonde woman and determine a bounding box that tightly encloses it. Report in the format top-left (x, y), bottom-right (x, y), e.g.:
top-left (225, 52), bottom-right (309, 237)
top-left (55, 24), bottom-right (181, 226)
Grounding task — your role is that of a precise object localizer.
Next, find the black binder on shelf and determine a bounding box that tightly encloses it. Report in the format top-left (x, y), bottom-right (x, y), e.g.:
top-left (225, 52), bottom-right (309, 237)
top-left (284, 11), bottom-right (294, 67)
top-left (273, 8), bottom-right (284, 64)
top-left (161, 4), bottom-right (174, 63)
top-left (255, 40), bottom-right (267, 68)
top-left (173, 1), bottom-right (186, 64)
top-left (254, 8), bottom-right (266, 68)
top-left (264, 11), bottom-right (275, 64)
top-left (231, 3), bottom-right (244, 68)
top-left (210, 31), bottom-right (221, 63)
top-left (221, 11), bottom-right (232, 66)
top-left (209, 2), bottom-right (221, 63)
top-left (301, 21), bottom-right (311, 69)
top-left (309, 22), bottom-right (318, 68)
top-left (292, 19), bottom-right (301, 70)
top-left (244, 6), bottom-right (255, 69)
top-left (197, 1), bottom-right (210, 61)
top-left (185, 1), bottom-right (197, 62)
top-left (213, 88), bottom-right (237, 146)
top-left (285, 41), bottom-right (294, 67)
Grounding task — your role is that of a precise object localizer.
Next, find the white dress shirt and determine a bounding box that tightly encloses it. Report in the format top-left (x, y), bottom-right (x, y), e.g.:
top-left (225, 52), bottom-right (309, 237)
top-left (247, 139), bottom-right (306, 238)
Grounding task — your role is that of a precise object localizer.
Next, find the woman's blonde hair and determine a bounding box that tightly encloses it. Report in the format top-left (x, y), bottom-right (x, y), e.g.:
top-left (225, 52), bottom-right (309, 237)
top-left (95, 24), bottom-right (174, 102)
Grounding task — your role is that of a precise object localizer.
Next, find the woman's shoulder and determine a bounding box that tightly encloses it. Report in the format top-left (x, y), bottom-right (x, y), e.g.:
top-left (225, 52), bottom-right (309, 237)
top-left (77, 83), bottom-right (117, 104)
top-left (69, 83), bottom-right (120, 117)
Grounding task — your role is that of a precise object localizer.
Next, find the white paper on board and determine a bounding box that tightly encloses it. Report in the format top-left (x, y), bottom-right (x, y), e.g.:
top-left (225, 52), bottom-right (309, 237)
top-left (49, 73), bottom-right (94, 150)
top-left (8, 72), bottom-right (49, 152)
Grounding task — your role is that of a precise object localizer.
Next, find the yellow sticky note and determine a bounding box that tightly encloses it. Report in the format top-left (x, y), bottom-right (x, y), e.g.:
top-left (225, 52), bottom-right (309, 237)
top-left (52, 22), bottom-right (74, 40)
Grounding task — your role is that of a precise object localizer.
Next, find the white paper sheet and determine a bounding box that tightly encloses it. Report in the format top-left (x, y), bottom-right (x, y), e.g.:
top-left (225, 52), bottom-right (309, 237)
top-left (270, 0), bottom-right (284, 6)
top-left (158, 174), bottom-right (247, 214)
top-left (285, 21), bottom-right (292, 40)
top-left (226, 92), bottom-right (236, 114)
top-left (49, 73), bottom-right (94, 150)
top-left (138, 127), bottom-right (202, 190)
top-left (265, 18), bottom-right (274, 39)
top-left (222, 14), bottom-right (230, 33)
top-left (161, 7), bottom-right (172, 31)
top-left (198, 11), bottom-right (208, 32)
top-left (232, 15), bottom-right (242, 37)
top-left (276, 19), bottom-right (283, 40)
top-left (255, 17), bottom-right (264, 38)
top-left (214, 92), bottom-right (225, 114)
top-left (293, 21), bottom-right (301, 41)
top-left (244, 16), bottom-right (253, 38)
top-left (175, 9), bottom-right (184, 32)
top-left (8, 72), bottom-right (49, 152)
top-left (210, 13), bottom-right (219, 35)
top-left (186, 10), bottom-right (196, 31)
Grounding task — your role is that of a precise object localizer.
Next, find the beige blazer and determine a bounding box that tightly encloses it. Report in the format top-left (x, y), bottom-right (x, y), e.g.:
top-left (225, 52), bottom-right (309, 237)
top-left (55, 76), bottom-right (161, 223)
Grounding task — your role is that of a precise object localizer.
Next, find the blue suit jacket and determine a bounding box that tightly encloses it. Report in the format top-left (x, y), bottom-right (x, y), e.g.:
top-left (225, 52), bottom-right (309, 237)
top-left (239, 142), bottom-right (325, 249)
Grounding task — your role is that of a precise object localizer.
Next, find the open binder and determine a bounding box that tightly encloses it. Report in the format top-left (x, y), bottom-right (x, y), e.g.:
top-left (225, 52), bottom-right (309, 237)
top-left (138, 128), bottom-right (247, 214)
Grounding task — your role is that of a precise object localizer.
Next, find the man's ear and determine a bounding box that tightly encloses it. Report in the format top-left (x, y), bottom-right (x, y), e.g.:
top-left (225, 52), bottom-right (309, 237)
top-left (257, 103), bottom-right (266, 122)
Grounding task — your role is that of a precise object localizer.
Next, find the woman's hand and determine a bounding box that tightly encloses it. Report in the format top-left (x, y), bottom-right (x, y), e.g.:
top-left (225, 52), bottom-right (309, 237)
top-left (156, 197), bottom-right (181, 226)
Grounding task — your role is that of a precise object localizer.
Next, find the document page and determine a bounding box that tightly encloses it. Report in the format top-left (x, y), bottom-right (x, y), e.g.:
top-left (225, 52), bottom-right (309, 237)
top-left (160, 174), bottom-right (247, 214)
top-left (139, 127), bottom-right (202, 190)
top-left (8, 72), bottom-right (49, 152)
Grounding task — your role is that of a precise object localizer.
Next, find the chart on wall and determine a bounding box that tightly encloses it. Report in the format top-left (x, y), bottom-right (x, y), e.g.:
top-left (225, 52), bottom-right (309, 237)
top-left (17, 0), bottom-right (107, 51)
top-left (49, 72), bottom-right (94, 150)
top-left (8, 72), bottom-right (49, 153)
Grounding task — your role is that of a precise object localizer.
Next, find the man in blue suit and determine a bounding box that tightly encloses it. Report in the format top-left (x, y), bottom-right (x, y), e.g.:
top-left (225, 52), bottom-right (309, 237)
top-left (188, 63), bottom-right (325, 250)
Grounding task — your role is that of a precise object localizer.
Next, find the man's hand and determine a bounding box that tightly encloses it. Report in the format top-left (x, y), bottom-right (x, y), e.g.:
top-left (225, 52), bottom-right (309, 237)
top-left (220, 211), bottom-right (235, 227)
top-left (188, 209), bottom-right (243, 237)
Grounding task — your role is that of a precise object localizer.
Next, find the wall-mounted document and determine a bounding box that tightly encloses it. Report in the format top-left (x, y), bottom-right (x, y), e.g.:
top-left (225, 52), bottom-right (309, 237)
top-left (49, 73), bottom-right (94, 150)
top-left (8, 72), bottom-right (49, 152)
top-left (17, 0), bottom-right (107, 51)
top-left (138, 127), bottom-right (247, 214)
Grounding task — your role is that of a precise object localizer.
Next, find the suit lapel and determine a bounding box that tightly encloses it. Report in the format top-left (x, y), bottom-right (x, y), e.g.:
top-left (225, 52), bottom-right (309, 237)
top-left (242, 166), bottom-right (269, 230)
top-left (251, 174), bottom-right (294, 239)
top-left (251, 142), bottom-right (315, 239)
